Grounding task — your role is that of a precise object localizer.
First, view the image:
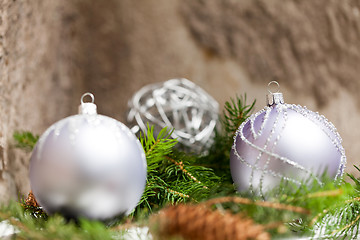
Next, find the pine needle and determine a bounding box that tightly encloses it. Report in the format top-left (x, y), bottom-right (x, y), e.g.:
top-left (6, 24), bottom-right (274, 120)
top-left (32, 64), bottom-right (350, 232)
top-left (204, 196), bottom-right (310, 215)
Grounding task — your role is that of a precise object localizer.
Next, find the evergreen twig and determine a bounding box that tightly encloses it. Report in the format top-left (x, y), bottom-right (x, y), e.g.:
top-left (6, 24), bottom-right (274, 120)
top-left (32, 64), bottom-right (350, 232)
top-left (198, 94), bottom-right (256, 182)
top-left (134, 125), bottom-right (220, 216)
top-left (222, 94), bottom-right (256, 137)
top-left (13, 131), bottom-right (39, 151)
top-left (204, 196), bottom-right (310, 215)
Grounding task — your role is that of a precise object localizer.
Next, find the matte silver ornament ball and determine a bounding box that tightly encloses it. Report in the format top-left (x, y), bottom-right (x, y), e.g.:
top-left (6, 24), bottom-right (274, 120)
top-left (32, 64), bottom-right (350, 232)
top-left (29, 93), bottom-right (147, 220)
top-left (230, 81), bottom-right (346, 196)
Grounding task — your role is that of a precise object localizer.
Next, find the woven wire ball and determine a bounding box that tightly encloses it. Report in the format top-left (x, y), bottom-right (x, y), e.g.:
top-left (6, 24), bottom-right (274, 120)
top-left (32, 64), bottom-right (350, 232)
top-left (127, 78), bottom-right (219, 153)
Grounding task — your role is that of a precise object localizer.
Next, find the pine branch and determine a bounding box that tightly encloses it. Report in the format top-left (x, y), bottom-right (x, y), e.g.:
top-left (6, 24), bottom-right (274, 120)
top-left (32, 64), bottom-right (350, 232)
top-left (0, 202), bottom-right (117, 240)
top-left (222, 94), bottom-right (256, 137)
top-left (164, 156), bottom-right (204, 186)
top-left (13, 131), bottom-right (39, 151)
top-left (307, 171), bottom-right (360, 238)
top-left (197, 94), bottom-right (256, 182)
top-left (134, 125), bottom-right (220, 217)
top-left (204, 196), bottom-right (310, 215)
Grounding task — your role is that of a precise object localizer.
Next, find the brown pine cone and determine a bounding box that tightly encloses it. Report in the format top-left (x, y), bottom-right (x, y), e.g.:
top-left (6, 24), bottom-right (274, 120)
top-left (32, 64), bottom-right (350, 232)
top-left (25, 191), bottom-right (40, 208)
top-left (150, 204), bottom-right (270, 240)
top-left (22, 190), bottom-right (47, 218)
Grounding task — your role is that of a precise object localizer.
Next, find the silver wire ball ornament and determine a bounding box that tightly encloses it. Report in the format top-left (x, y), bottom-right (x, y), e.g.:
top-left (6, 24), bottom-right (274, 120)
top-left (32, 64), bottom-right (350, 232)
top-left (127, 78), bottom-right (219, 153)
top-left (230, 81), bottom-right (346, 196)
top-left (29, 93), bottom-right (147, 220)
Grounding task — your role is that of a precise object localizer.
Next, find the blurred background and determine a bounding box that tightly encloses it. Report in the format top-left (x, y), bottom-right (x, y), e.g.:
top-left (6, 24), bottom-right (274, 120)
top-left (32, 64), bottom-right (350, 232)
top-left (0, 0), bottom-right (360, 201)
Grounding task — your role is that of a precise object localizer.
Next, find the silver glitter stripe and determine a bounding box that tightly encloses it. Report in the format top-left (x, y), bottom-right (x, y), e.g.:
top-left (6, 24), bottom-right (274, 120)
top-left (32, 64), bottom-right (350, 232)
top-left (250, 107), bottom-right (270, 140)
top-left (232, 144), bottom-right (303, 186)
top-left (251, 106), bottom-right (281, 196)
top-left (259, 105), bottom-right (288, 197)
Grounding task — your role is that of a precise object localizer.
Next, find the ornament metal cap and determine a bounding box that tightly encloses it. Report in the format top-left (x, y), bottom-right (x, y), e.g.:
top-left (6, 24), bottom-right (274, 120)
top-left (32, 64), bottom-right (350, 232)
top-left (266, 81), bottom-right (284, 106)
top-left (79, 92), bottom-right (97, 115)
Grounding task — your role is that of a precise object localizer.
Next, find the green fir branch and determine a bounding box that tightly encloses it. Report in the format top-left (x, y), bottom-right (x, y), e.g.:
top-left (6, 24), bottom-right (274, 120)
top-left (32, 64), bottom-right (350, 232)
top-left (13, 131), bottom-right (39, 151)
top-left (0, 202), bottom-right (116, 239)
top-left (197, 94), bottom-right (256, 182)
top-left (135, 125), bottom-right (220, 216)
top-left (222, 94), bottom-right (256, 136)
top-left (307, 171), bottom-right (360, 239)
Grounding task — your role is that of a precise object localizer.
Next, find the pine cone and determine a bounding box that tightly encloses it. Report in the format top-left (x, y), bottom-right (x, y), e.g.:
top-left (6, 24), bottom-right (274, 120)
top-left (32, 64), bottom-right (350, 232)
top-left (23, 190), bottom-right (47, 218)
top-left (25, 191), bottom-right (40, 208)
top-left (150, 204), bottom-right (270, 240)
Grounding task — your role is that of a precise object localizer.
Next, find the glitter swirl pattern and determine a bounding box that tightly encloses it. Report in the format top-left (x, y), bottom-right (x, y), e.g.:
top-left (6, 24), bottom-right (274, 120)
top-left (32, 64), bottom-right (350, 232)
top-left (231, 101), bottom-right (346, 197)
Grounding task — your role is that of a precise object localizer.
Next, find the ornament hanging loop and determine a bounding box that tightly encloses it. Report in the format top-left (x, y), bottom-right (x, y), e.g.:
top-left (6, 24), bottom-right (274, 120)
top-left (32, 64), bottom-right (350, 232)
top-left (81, 92), bottom-right (95, 104)
top-left (266, 81), bottom-right (284, 106)
top-left (267, 81), bottom-right (280, 94)
top-left (79, 92), bottom-right (97, 115)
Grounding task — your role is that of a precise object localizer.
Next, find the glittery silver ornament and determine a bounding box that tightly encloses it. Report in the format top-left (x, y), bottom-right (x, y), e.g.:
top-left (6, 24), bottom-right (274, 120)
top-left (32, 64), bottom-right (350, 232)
top-left (230, 81), bottom-right (346, 196)
top-left (127, 78), bottom-right (219, 153)
top-left (30, 93), bottom-right (147, 220)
